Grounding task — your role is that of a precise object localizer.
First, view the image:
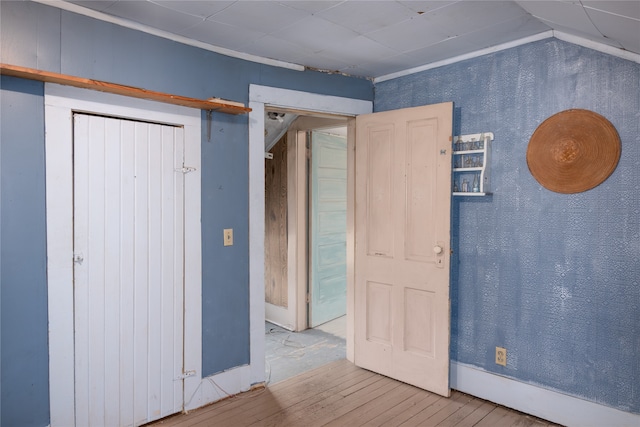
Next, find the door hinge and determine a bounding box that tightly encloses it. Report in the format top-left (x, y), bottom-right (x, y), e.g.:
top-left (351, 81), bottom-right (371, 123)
top-left (175, 166), bottom-right (197, 174)
top-left (174, 370), bottom-right (196, 381)
top-left (306, 293), bottom-right (310, 304)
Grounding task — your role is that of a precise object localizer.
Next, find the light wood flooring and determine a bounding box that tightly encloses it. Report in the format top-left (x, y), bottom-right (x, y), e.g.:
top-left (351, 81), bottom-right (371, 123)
top-left (150, 359), bottom-right (560, 427)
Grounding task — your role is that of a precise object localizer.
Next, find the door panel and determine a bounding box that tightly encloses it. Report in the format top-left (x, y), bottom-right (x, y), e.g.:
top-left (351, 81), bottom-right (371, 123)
top-left (365, 281), bottom-right (392, 344)
top-left (354, 103), bottom-right (452, 396)
top-left (310, 131), bottom-right (348, 327)
top-left (404, 288), bottom-right (435, 357)
top-left (366, 125), bottom-right (394, 257)
top-left (405, 120), bottom-right (438, 262)
top-left (73, 114), bottom-right (184, 426)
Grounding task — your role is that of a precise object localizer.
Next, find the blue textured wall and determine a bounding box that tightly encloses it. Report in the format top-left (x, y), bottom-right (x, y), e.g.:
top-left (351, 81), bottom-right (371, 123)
top-left (376, 39), bottom-right (640, 414)
top-left (0, 76), bottom-right (50, 427)
top-left (0, 2), bottom-right (372, 425)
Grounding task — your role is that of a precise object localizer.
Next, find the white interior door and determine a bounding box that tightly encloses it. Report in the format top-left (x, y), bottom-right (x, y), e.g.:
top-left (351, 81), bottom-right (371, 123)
top-left (73, 113), bottom-right (185, 426)
top-left (310, 130), bottom-right (348, 327)
top-left (354, 103), bottom-right (453, 396)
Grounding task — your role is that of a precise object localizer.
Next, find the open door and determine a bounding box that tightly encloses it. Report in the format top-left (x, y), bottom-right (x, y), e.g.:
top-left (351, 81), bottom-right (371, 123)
top-left (266, 116), bottom-right (349, 332)
top-left (309, 130), bottom-right (348, 327)
top-left (354, 103), bottom-right (453, 396)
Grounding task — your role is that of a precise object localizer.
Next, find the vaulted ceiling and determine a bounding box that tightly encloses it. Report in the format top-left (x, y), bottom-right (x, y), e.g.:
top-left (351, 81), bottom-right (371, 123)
top-left (58, 1), bottom-right (640, 80)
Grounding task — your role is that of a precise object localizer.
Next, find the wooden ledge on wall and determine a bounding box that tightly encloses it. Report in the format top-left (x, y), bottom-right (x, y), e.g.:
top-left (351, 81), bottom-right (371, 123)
top-left (0, 63), bottom-right (251, 115)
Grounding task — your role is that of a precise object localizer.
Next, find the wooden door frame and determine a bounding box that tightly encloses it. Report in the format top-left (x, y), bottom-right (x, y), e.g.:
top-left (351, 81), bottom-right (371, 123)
top-left (44, 84), bottom-right (202, 426)
top-left (248, 85), bottom-right (372, 385)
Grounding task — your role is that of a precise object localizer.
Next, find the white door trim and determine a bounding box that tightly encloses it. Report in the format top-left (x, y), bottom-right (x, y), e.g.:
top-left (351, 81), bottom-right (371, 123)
top-left (248, 85), bottom-right (372, 385)
top-left (44, 84), bottom-right (202, 426)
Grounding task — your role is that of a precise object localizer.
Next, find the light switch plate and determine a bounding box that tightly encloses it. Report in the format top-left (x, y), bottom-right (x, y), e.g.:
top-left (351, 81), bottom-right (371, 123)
top-left (224, 228), bottom-right (233, 246)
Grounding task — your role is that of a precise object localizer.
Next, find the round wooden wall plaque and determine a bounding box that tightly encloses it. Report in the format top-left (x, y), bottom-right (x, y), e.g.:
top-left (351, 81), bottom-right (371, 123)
top-left (526, 109), bottom-right (621, 194)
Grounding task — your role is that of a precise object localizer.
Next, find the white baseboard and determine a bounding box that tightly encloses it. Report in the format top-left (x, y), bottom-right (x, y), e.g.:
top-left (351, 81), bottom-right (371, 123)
top-left (451, 361), bottom-right (640, 427)
top-left (184, 365), bottom-right (252, 412)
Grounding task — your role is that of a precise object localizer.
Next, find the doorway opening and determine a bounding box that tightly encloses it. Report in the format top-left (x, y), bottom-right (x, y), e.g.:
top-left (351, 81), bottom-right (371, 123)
top-left (250, 85), bottom-right (452, 400)
top-left (247, 84), bottom-right (372, 389)
top-left (264, 110), bottom-right (349, 384)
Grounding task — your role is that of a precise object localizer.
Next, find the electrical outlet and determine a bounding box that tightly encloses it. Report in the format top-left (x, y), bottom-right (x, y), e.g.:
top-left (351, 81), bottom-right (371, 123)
top-left (495, 346), bottom-right (507, 366)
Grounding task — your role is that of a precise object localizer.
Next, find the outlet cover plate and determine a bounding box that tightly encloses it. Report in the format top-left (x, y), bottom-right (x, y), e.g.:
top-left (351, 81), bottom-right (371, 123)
top-left (496, 346), bottom-right (507, 366)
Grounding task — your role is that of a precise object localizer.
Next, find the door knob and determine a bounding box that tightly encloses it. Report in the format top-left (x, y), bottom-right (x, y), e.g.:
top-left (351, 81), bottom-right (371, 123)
top-left (433, 245), bottom-right (443, 255)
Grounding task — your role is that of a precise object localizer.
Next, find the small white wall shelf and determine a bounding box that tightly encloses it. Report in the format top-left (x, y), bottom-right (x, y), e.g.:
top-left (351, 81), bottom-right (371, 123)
top-left (452, 132), bottom-right (493, 196)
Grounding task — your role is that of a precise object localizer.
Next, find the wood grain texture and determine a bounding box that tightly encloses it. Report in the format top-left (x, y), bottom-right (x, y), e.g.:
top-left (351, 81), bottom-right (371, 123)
top-left (149, 360), bottom-right (562, 427)
top-left (354, 104), bottom-right (453, 396)
top-left (0, 63), bottom-right (250, 114)
top-left (264, 136), bottom-right (288, 307)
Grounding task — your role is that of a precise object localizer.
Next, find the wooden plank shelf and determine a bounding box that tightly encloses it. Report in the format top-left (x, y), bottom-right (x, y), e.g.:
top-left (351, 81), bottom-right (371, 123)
top-left (0, 63), bottom-right (251, 115)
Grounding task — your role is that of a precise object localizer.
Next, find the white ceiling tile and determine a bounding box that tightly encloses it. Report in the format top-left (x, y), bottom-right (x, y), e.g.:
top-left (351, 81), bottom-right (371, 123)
top-left (238, 35), bottom-right (315, 63)
top-left (584, 8), bottom-right (640, 53)
top-left (403, 36), bottom-right (478, 65)
top-left (177, 19), bottom-right (267, 51)
top-left (582, 1), bottom-right (640, 20)
top-left (269, 16), bottom-right (361, 53)
top-left (206, 1), bottom-right (311, 34)
top-left (315, 1), bottom-right (416, 34)
top-left (153, 1), bottom-right (236, 19)
top-left (464, 15), bottom-right (551, 49)
top-left (280, 1), bottom-right (344, 14)
top-left (397, 1), bottom-right (458, 14)
top-left (427, 1), bottom-right (531, 36)
top-left (89, 0), bottom-right (203, 33)
top-left (517, 1), bottom-right (598, 35)
top-left (318, 36), bottom-right (401, 63)
top-left (536, 16), bottom-right (621, 48)
top-left (365, 15), bottom-right (450, 52)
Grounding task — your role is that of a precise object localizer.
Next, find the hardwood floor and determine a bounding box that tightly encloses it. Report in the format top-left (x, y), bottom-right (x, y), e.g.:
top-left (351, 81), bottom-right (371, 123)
top-left (150, 360), bottom-right (560, 427)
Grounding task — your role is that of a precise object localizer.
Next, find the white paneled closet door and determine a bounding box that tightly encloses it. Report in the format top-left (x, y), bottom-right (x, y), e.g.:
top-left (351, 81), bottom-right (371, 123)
top-left (73, 114), bottom-right (185, 426)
